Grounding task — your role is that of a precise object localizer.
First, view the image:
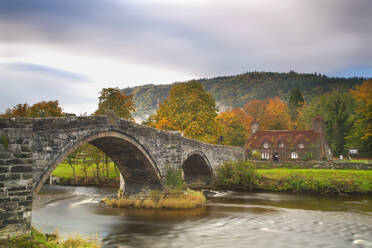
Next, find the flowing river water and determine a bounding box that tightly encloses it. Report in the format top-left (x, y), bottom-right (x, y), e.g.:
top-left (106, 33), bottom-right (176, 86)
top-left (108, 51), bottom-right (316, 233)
top-left (32, 185), bottom-right (372, 248)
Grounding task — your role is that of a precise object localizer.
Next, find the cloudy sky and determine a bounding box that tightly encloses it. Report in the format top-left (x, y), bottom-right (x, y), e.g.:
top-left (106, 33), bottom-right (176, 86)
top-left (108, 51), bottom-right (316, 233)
top-left (0, 0), bottom-right (371, 115)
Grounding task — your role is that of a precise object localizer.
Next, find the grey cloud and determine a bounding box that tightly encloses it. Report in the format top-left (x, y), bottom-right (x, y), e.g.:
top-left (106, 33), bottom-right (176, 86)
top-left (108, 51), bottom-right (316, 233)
top-left (0, 0), bottom-right (371, 77)
top-left (1, 63), bottom-right (91, 82)
top-left (0, 64), bottom-right (96, 114)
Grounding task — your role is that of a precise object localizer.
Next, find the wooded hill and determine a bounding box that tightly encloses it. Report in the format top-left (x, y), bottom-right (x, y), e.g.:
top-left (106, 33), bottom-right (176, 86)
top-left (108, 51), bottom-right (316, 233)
top-left (122, 71), bottom-right (366, 122)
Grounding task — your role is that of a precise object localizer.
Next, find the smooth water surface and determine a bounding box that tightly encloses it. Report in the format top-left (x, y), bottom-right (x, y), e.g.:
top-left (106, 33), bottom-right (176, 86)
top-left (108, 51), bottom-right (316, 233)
top-left (32, 185), bottom-right (372, 248)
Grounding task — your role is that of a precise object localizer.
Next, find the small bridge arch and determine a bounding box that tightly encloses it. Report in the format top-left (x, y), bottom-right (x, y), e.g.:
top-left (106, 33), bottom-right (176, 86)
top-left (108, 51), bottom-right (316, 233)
top-left (182, 150), bottom-right (213, 186)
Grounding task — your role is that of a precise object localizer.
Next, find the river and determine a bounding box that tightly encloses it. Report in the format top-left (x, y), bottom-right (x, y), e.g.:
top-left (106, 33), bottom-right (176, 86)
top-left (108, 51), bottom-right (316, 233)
top-left (32, 185), bottom-right (372, 248)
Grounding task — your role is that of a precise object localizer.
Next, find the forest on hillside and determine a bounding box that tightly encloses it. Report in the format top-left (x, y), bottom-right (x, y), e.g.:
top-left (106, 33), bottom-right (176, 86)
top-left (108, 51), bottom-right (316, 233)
top-left (122, 71), bottom-right (365, 121)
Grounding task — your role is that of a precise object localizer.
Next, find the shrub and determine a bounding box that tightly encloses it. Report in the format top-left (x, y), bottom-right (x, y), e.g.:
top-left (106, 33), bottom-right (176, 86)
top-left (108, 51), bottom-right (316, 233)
top-left (302, 152), bottom-right (314, 161)
top-left (251, 150), bottom-right (260, 159)
top-left (215, 161), bottom-right (259, 189)
top-left (165, 167), bottom-right (183, 190)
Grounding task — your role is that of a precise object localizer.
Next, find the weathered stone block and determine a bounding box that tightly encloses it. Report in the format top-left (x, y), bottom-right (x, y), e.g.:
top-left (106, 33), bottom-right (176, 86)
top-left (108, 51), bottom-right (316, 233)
top-left (10, 166), bottom-right (32, 173)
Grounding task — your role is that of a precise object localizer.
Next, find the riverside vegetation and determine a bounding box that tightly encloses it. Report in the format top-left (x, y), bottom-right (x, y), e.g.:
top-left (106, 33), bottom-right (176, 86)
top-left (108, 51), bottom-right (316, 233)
top-left (102, 168), bottom-right (206, 209)
top-left (215, 161), bottom-right (372, 194)
top-left (0, 227), bottom-right (100, 248)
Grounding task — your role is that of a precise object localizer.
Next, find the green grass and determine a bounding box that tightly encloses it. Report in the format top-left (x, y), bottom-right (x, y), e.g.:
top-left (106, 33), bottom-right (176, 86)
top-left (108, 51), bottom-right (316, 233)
top-left (52, 161), bottom-right (119, 179)
top-left (215, 162), bottom-right (372, 194)
top-left (256, 169), bottom-right (372, 193)
top-left (0, 227), bottom-right (100, 248)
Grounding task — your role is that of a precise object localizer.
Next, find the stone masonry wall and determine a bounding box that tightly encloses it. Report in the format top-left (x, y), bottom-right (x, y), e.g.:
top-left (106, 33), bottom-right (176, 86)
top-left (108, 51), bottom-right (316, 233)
top-left (0, 118), bottom-right (33, 239)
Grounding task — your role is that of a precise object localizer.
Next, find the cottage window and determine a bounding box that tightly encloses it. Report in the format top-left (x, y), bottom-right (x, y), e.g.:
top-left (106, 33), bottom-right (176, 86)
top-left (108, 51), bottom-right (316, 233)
top-left (261, 152), bottom-right (270, 159)
top-left (279, 143), bottom-right (284, 148)
top-left (291, 152), bottom-right (298, 159)
top-left (263, 142), bottom-right (270, 148)
top-left (298, 143), bottom-right (304, 149)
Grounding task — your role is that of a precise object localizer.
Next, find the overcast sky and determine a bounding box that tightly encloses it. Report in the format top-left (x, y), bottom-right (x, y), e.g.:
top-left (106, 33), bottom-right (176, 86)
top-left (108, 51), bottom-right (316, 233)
top-left (0, 0), bottom-right (371, 115)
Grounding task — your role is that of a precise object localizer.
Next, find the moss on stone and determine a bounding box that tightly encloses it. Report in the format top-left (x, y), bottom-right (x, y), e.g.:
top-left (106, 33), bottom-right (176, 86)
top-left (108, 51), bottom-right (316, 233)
top-left (0, 135), bottom-right (8, 151)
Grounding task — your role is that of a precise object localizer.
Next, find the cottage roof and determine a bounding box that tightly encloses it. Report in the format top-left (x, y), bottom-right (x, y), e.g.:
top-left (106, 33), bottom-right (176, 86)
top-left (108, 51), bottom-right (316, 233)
top-left (244, 130), bottom-right (320, 150)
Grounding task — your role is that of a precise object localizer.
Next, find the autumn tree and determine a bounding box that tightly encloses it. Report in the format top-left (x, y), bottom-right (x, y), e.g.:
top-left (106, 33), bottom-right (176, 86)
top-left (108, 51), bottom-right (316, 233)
top-left (150, 81), bottom-right (220, 143)
top-left (347, 80), bottom-right (372, 153)
top-left (243, 97), bottom-right (291, 130)
top-left (3, 103), bottom-right (30, 117)
top-left (1, 101), bottom-right (63, 117)
top-left (231, 108), bottom-right (252, 134)
top-left (217, 111), bottom-right (247, 146)
top-left (95, 87), bottom-right (135, 120)
top-left (29, 100), bottom-right (64, 117)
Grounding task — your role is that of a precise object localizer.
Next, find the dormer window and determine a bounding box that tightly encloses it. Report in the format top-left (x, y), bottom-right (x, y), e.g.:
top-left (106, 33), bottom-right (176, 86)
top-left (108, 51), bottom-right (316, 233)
top-left (279, 143), bottom-right (284, 148)
top-left (298, 143), bottom-right (304, 149)
top-left (263, 142), bottom-right (270, 149)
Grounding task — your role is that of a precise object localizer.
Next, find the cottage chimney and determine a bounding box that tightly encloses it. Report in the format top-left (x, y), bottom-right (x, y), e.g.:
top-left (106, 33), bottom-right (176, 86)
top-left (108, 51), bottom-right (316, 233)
top-left (251, 121), bottom-right (259, 134)
top-left (311, 116), bottom-right (325, 134)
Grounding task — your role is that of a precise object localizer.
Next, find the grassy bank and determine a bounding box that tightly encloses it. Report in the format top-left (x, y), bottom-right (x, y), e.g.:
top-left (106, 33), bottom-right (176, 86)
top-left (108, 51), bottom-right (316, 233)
top-left (0, 227), bottom-right (100, 248)
top-left (52, 161), bottom-right (119, 179)
top-left (103, 189), bottom-right (206, 209)
top-left (216, 162), bottom-right (372, 194)
top-left (51, 161), bottom-right (119, 186)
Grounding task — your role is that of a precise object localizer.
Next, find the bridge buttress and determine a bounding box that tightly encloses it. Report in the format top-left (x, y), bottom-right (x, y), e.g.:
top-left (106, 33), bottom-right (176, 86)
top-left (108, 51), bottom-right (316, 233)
top-left (0, 118), bottom-right (33, 239)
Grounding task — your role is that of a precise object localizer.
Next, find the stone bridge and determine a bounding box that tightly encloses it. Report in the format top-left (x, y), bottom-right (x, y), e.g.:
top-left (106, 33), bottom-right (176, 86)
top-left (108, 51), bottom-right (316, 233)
top-left (0, 116), bottom-right (244, 238)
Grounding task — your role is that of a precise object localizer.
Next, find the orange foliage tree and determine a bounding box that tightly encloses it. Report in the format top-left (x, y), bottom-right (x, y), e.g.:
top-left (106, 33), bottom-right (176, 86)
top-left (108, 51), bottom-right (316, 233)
top-left (29, 100), bottom-right (64, 117)
top-left (1, 101), bottom-right (64, 117)
top-left (1, 103), bottom-right (31, 117)
top-left (243, 97), bottom-right (291, 130)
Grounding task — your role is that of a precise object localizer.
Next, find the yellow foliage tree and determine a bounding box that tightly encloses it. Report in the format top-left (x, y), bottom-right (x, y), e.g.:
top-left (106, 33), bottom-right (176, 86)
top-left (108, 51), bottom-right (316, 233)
top-left (95, 87), bottom-right (134, 120)
top-left (151, 81), bottom-right (220, 143)
top-left (217, 111), bottom-right (247, 146)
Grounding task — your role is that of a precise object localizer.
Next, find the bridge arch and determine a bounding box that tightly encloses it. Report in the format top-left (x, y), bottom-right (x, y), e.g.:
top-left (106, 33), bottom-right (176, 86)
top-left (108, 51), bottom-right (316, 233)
top-left (34, 131), bottom-right (162, 195)
top-left (182, 150), bottom-right (213, 186)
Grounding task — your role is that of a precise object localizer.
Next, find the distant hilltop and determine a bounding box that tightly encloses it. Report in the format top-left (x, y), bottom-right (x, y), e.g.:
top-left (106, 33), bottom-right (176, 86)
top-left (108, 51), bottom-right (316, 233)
top-left (122, 71), bottom-right (367, 122)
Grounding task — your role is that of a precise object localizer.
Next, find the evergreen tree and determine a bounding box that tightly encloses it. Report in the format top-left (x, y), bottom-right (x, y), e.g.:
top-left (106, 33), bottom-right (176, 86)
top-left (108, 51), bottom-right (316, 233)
top-left (303, 91), bottom-right (355, 155)
top-left (288, 88), bottom-right (304, 122)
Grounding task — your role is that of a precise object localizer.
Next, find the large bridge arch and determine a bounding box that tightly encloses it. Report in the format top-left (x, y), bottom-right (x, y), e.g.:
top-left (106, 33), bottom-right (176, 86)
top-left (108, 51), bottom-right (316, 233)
top-left (182, 150), bottom-right (213, 186)
top-left (34, 131), bottom-right (162, 195)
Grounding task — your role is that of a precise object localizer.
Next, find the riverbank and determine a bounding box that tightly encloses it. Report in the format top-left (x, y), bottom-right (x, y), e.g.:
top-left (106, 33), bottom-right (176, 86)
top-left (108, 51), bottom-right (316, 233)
top-left (102, 189), bottom-right (206, 209)
top-left (215, 162), bottom-right (372, 195)
top-left (0, 227), bottom-right (100, 248)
